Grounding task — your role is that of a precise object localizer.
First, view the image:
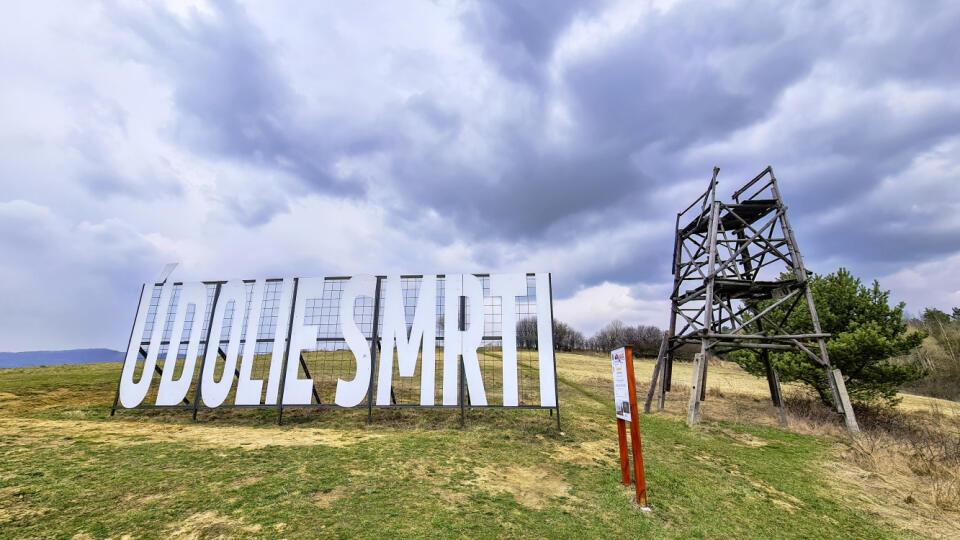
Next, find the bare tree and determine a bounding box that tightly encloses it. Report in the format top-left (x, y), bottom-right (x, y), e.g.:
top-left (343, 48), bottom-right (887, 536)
top-left (588, 320), bottom-right (664, 354)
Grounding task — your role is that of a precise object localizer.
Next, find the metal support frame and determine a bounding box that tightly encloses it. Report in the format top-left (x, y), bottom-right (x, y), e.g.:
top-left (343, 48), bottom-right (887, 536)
top-left (276, 278), bottom-right (299, 425)
top-left (548, 273), bottom-right (561, 431)
top-left (367, 276), bottom-right (383, 424)
top-left (647, 166), bottom-right (859, 434)
top-left (459, 294), bottom-right (466, 427)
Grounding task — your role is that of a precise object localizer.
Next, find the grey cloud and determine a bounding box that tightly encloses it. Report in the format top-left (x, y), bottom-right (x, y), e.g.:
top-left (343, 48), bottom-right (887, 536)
top-left (841, 2), bottom-right (960, 85)
top-left (109, 1), bottom-right (365, 205)
top-left (382, 3), bottom-right (837, 249)
top-left (460, 0), bottom-right (608, 86)
top-left (404, 94), bottom-right (462, 136)
top-left (102, 0), bottom-right (960, 291)
top-left (390, 135), bottom-right (646, 242)
top-left (62, 91), bottom-right (183, 199)
top-left (216, 187), bottom-right (290, 228)
top-left (438, 1), bottom-right (960, 292)
top-left (0, 203), bottom-right (162, 350)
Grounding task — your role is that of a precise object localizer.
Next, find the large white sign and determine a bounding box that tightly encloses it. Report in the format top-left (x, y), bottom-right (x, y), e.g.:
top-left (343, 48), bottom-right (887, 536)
top-left (116, 273), bottom-right (557, 411)
top-left (611, 347), bottom-right (631, 421)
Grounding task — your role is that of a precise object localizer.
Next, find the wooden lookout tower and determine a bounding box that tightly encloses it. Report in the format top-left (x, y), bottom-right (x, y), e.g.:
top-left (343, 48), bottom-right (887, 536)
top-left (645, 166), bottom-right (860, 434)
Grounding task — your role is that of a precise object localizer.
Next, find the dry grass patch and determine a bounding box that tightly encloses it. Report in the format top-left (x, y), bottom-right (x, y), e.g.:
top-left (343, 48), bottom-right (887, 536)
top-left (312, 485), bottom-right (350, 508)
top-left (226, 475), bottom-right (262, 490)
top-left (437, 488), bottom-right (470, 506)
top-left (826, 456), bottom-right (960, 539)
top-left (655, 382), bottom-right (791, 429)
top-left (787, 397), bottom-right (960, 509)
top-left (118, 491), bottom-right (169, 506)
top-left (0, 417), bottom-right (381, 449)
top-left (2, 387), bottom-right (116, 414)
top-left (0, 485), bottom-right (51, 524)
top-left (471, 465), bottom-right (572, 509)
top-left (552, 438), bottom-right (619, 466)
top-left (165, 510), bottom-right (262, 539)
top-left (713, 427), bottom-right (769, 447)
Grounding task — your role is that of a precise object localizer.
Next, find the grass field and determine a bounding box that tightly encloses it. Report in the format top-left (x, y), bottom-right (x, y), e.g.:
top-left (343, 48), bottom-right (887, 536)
top-left (1, 353), bottom-right (958, 538)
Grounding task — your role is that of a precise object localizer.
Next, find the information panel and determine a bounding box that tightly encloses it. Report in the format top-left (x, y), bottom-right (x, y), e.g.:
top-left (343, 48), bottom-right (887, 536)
top-left (611, 346), bottom-right (631, 421)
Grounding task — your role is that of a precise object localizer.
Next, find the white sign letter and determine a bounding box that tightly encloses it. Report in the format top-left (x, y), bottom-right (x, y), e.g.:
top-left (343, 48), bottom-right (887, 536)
top-left (200, 280), bottom-right (246, 407)
top-left (283, 277), bottom-right (325, 405)
top-left (336, 274), bottom-right (376, 406)
top-left (156, 282), bottom-right (207, 406)
top-left (490, 274), bottom-right (527, 406)
top-left (119, 284), bottom-right (165, 408)
top-left (441, 274), bottom-right (487, 406)
top-left (377, 275), bottom-right (437, 405)
top-left (536, 273), bottom-right (556, 407)
top-left (234, 280), bottom-right (267, 405)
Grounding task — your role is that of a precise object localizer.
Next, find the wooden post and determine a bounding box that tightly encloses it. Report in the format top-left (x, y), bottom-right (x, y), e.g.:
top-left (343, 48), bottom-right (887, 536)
top-left (644, 331), bottom-right (669, 414)
top-left (699, 352), bottom-right (708, 402)
top-left (831, 370), bottom-right (860, 435)
top-left (617, 419), bottom-right (630, 485)
top-left (762, 351), bottom-right (788, 427)
top-left (623, 347), bottom-right (647, 507)
top-left (687, 352), bottom-right (706, 425)
top-left (688, 191), bottom-right (719, 426)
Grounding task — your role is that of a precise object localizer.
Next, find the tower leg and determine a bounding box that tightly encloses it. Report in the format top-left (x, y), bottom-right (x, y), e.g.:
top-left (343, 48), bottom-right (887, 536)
top-left (644, 331), bottom-right (669, 414)
top-left (699, 354), bottom-right (708, 402)
top-left (644, 355), bottom-right (662, 414)
top-left (657, 353), bottom-right (669, 410)
top-left (761, 352), bottom-right (788, 428)
top-left (829, 369), bottom-right (860, 435)
top-left (687, 350), bottom-right (706, 426)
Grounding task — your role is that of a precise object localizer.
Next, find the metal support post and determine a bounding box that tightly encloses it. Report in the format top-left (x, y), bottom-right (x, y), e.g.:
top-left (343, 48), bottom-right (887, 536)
top-left (276, 278), bottom-right (299, 425)
top-left (549, 273), bottom-right (561, 431)
top-left (459, 294), bottom-right (466, 427)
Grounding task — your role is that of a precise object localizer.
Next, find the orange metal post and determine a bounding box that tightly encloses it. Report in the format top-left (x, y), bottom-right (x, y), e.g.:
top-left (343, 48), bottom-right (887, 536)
top-left (624, 346), bottom-right (648, 506)
top-left (617, 418), bottom-right (630, 485)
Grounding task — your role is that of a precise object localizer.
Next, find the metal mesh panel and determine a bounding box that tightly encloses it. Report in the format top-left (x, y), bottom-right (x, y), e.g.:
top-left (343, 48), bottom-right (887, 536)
top-left (475, 275), bottom-right (542, 406)
top-left (116, 273), bottom-right (556, 417)
top-left (295, 278), bottom-right (375, 405)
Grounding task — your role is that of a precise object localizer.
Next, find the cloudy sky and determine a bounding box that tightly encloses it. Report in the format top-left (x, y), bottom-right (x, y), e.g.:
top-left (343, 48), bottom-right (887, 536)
top-left (1, 0), bottom-right (959, 352)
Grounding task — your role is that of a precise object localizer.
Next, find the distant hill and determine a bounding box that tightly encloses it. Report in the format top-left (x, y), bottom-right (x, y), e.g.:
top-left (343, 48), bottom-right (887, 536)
top-left (0, 348), bottom-right (123, 369)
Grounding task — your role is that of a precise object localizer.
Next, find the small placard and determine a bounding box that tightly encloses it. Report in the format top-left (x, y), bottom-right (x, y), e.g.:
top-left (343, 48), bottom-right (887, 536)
top-left (611, 347), bottom-right (631, 422)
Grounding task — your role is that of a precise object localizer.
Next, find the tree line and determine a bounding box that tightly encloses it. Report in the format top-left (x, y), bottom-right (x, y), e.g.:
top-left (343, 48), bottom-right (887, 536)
top-left (516, 318), bottom-right (665, 355)
top-left (902, 307), bottom-right (960, 401)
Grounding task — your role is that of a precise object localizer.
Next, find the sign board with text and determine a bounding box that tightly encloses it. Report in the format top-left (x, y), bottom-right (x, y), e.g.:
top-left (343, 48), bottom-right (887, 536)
top-left (611, 346), bottom-right (631, 421)
top-left (611, 345), bottom-right (649, 508)
top-left (112, 272), bottom-right (559, 426)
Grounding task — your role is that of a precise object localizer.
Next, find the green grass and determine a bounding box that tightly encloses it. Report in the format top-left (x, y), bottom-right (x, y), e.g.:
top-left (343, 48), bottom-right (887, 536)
top-left (0, 356), bottom-right (917, 539)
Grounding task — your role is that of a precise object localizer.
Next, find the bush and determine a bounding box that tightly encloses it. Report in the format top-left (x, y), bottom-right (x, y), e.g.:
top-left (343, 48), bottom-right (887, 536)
top-left (903, 308), bottom-right (960, 400)
top-left (730, 268), bottom-right (925, 407)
